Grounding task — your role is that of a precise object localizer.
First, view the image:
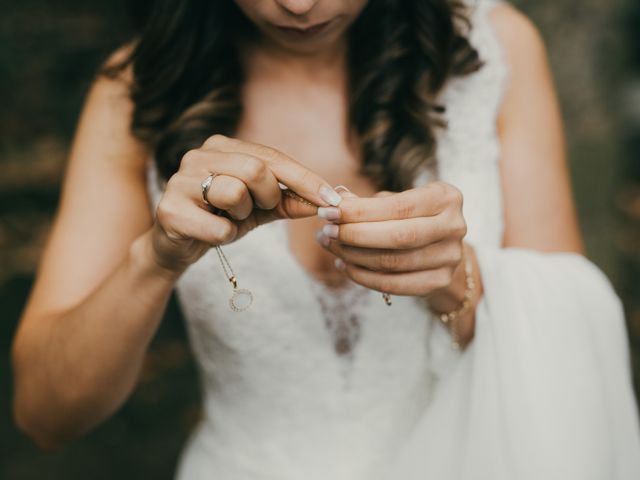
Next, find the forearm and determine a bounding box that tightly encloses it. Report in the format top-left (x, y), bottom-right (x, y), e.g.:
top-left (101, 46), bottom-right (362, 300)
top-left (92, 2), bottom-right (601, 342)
top-left (12, 229), bottom-right (182, 449)
top-left (426, 242), bottom-right (484, 349)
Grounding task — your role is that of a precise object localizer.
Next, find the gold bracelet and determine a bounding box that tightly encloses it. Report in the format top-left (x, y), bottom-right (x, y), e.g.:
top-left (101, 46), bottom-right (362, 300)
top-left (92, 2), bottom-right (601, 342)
top-left (429, 247), bottom-right (475, 350)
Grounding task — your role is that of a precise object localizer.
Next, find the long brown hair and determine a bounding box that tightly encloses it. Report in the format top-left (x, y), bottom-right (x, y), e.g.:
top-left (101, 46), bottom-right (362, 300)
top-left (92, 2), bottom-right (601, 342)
top-left (104, 0), bottom-right (484, 191)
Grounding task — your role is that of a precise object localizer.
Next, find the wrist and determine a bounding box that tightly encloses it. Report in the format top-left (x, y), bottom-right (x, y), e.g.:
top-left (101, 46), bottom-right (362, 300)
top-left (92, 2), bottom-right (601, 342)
top-left (129, 229), bottom-right (185, 283)
top-left (426, 248), bottom-right (470, 312)
top-left (425, 242), bottom-right (481, 349)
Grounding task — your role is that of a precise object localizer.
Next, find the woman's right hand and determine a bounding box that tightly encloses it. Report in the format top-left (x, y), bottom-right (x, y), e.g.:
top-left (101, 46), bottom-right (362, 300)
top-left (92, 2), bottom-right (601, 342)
top-left (149, 134), bottom-right (343, 275)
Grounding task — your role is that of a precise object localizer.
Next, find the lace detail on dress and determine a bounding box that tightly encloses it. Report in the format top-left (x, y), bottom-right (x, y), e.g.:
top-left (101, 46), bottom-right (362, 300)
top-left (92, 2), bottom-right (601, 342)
top-left (306, 278), bottom-right (369, 359)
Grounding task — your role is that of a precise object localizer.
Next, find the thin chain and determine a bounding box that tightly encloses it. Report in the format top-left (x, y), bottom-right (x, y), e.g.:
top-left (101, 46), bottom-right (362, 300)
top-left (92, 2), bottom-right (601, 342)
top-left (213, 187), bottom-right (315, 290)
top-left (215, 245), bottom-right (237, 286)
top-left (214, 243), bottom-right (253, 311)
top-left (281, 188), bottom-right (315, 206)
top-left (212, 187), bottom-right (395, 311)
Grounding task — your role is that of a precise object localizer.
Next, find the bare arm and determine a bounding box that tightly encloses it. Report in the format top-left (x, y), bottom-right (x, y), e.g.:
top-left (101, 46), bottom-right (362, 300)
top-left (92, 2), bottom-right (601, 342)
top-left (12, 43), bottom-right (343, 449)
top-left (440, 3), bottom-right (586, 347)
top-left (10, 48), bottom-right (180, 450)
top-left (493, 3), bottom-right (584, 254)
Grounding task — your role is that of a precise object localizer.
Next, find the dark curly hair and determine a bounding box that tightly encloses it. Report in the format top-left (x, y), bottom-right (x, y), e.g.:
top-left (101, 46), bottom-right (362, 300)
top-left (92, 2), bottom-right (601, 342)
top-left (103, 0), bottom-right (484, 191)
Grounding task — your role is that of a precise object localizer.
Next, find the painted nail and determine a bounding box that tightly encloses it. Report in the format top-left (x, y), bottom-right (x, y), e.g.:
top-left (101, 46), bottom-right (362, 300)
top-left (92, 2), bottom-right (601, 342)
top-left (315, 230), bottom-right (330, 247)
top-left (317, 207), bottom-right (341, 221)
top-left (334, 184), bottom-right (358, 199)
top-left (322, 224), bottom-right (339, 239)
top-left (334, 258), bottom-right (346, 271)
top-left (319, 185), bottom-right (342, 207)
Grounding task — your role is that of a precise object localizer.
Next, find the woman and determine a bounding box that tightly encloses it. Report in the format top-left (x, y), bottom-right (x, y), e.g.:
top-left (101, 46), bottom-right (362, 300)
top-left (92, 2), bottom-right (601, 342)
top-left (11, 0), bottom-right (640, 478)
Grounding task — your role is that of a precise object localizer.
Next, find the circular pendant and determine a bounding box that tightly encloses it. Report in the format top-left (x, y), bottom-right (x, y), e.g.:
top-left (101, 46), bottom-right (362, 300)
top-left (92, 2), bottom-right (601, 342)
top-left (229, 288), bottom-right (253, 312)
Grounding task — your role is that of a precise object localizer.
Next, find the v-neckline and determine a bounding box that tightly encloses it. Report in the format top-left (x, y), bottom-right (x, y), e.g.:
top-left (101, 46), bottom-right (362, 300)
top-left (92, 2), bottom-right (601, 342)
top-left (274, 218), bottom-right (361, 294)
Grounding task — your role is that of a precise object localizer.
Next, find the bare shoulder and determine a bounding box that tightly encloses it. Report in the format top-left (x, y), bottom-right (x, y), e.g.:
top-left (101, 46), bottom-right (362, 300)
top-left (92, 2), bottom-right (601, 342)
top-left (483, 2), bottom-right (585, 253)
top-left (489, 2), bottom-right (544, 50)
top-left (92, 41), bottom-right (137, 123)
top-left (488, 2), bottom-right (546, 54)
top-left (19, 41), bottom-right (155, 320)
top-left (486, 2), bottom-right (557, 132)
top-left (76, 41), bottom-right (147, 172)
top-left (101, 41), bottom-right (136, 86)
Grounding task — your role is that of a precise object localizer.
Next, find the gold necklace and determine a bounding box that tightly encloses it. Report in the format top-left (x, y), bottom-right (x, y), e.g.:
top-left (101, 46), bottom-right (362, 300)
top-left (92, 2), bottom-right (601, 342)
top-left (215, 187), bottom-right (393, 310)
top-left (215, 244), bottom-right (253, 312)
top-left (213, 188), bottom-right (305, 312)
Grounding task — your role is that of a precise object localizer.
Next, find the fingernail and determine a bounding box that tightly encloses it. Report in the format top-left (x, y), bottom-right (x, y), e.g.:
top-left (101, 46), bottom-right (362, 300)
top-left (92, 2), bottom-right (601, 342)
top-left (317, 207), bottom-right (341, 221)
top-left (319, 185), bottom-right (342, 206)
top-left (334, 185), bottom-right (357, 198)
top-left (334, 258), bottom-right (345, 271)
top-left (314, 230), bottom-right (330, 247)
top-left (322, 224), bottom-right (339, 239)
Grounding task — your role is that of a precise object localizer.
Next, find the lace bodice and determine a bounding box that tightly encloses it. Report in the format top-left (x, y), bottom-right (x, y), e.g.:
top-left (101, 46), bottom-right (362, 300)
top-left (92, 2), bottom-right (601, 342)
top-left (145, 1), bottom-right (509, 478)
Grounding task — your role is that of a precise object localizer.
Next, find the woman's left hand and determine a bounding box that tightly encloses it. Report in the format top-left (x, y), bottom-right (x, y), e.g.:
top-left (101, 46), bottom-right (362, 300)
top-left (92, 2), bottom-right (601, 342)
top-left (315, 181), bottom-right (468, 297)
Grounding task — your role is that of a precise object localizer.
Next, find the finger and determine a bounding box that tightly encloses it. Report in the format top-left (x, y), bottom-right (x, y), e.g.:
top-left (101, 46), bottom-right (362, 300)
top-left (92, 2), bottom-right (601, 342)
top-left (336, 261), bottom-right (453, 296)
top-left (317, 186), bottom-right (357, 221)
top-left (203, 174), bottom-right (253, 220)
top-left (249, 187), bottom-right (322, 223)
top-left (158, 199), bottom-right (238, 245)
top-left (324, 216), bottom-right (450, 249)
top-left (247, 192), bottom-right (318, 227)
top-left (334, 182), bottom-right (454, 224)
top-left (374, 190), bottom-right (394, 198)
top-left (182, 149), bottom-right (281, 210)
top-left (334, 185), bottom-right (358, 198)
top-left (233, 192), bottom-right (319, 238)
top-left (275, 191), bottom-right (320, 218)
top-left (323, 238), bottom-right (461, 273)
top-left (203, 135), bottom-right (342, 208)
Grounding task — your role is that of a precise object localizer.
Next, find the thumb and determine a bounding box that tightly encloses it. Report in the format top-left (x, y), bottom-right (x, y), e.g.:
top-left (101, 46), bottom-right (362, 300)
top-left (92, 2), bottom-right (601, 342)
top-left (240, 185), bottom-right (356, 233)
top-left (253, 191), bottom-right (318, 225)
top-left (334, 185), bottom-right (358, 199)
top-left (374, 190), bottom-right (394, 198)
top-left (234, 194), bottom-right (316, 238)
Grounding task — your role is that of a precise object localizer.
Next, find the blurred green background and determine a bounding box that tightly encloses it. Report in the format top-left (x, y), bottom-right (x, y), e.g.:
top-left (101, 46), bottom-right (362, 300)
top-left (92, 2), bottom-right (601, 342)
top-left (1, 0), bottom-right (639, 478)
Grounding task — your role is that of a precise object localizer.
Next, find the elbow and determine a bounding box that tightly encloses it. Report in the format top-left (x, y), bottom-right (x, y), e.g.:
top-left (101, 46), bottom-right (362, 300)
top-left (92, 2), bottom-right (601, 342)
top-left (13, 395), bottom-right (71, 452)
top-left (12, 361), bottom-right (107, 452)
top-left (11, 343), bottom-right (77, 452)
top-left (11, 318), bottom-right (114, 452)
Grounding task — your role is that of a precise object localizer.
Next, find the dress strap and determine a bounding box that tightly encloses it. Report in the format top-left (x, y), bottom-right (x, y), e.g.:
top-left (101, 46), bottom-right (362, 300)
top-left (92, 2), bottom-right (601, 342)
top-left (466, 0), bottom-right (511, 120)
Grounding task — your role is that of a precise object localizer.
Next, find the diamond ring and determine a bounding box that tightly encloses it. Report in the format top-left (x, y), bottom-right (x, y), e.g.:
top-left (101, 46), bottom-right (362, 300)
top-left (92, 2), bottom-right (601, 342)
top-left (201, 173), bottom-right (218, 207)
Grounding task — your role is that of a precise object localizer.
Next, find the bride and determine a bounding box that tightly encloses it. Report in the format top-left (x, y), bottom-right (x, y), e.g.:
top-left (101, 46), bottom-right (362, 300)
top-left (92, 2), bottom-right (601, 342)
top-left (11, 0), bottom-right (640, 478)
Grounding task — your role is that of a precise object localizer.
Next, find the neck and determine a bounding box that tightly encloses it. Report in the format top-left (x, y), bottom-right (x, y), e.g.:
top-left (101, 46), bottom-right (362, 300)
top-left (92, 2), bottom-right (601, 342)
top-left (239, 35), bottom-right (349, 81)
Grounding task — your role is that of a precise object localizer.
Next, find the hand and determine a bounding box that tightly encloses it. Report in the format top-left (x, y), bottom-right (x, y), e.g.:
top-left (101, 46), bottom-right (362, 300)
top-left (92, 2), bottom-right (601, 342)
top-left (150, 134), bottom-right (343, 274)
top-left (315, 181), bottom-right (468, 297)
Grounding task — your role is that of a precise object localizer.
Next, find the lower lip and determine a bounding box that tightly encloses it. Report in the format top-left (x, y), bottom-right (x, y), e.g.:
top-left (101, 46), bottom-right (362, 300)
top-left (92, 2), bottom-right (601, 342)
top-left (276, 20), bottom-right (332, 38)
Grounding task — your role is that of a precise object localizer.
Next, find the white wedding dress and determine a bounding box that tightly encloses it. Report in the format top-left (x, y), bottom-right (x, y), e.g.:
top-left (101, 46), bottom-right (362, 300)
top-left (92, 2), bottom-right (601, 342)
top-left (145, 0), bottom-right (640, 478)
